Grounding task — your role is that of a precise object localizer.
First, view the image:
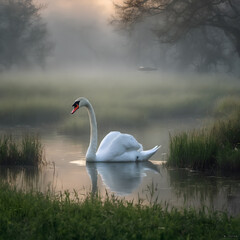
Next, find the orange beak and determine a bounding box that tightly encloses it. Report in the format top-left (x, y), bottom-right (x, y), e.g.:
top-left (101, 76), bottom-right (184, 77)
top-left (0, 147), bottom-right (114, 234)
top-left (71, 104), bottom-right (79, 114)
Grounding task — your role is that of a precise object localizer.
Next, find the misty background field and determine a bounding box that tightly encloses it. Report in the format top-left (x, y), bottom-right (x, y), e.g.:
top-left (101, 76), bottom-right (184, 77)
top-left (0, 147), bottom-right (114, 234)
top-left (1, 71), bottom-right (240, 134)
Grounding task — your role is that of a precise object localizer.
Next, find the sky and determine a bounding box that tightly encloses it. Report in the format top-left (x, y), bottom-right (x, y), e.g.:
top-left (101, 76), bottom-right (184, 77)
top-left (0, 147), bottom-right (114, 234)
top-left (46, 0), bottom-right (114, 15)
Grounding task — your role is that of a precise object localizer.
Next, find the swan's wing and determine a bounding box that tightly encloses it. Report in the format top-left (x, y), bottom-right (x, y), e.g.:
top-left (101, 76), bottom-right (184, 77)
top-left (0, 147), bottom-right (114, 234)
top-left (98, 132), bottom-right (142, 154)
top-left (98, 131), bottom-right (121, 152)
top-left (119, 134), bottom-right (143, 151)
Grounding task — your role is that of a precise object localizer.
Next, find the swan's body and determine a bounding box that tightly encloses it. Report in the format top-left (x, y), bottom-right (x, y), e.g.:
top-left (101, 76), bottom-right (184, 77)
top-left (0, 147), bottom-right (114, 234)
top-left (71, 97), bottom-right (160, 162)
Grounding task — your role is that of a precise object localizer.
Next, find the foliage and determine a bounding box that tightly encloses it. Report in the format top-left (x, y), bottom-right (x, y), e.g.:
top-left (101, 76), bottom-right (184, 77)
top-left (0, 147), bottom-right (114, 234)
top-left (0, 183), bottom-right (239, 240)
top-left (168, 110), bottom-right (240, 172)
top-left (0, 0), bottom-right (52, 70)
top-left (0, 134), bottom-right (44, 166)
top-left (172, 27), bottom-right (236, 72)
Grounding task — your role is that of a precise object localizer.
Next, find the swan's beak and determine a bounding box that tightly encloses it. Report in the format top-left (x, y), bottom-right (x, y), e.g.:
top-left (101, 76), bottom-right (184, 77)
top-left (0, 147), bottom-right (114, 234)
top-left (71, 104), bottom-right (79, 114)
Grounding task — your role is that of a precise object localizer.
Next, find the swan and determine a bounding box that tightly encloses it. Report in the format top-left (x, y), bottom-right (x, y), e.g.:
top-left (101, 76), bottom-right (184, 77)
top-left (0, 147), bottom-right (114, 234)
top-left (71, 97), bottom-right (160, 162)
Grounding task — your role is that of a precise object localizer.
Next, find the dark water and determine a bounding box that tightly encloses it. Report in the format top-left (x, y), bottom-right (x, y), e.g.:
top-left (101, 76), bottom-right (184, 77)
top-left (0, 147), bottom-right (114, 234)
top-left (0, 121), bottom-right (240, 216)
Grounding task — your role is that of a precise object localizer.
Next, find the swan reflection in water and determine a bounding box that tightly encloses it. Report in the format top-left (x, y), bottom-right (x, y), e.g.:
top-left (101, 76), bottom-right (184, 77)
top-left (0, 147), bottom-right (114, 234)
top-left (86, 161), bottom-right (160, 195)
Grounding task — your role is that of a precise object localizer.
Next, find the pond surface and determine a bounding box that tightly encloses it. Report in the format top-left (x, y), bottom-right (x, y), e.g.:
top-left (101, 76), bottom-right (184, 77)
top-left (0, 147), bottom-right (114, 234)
top-left (0, 119), bottom-right (240, 216)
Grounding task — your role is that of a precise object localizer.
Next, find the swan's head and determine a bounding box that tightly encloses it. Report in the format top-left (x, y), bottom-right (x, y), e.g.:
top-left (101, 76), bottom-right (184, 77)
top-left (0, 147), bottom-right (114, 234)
top-left (71, 97), bottom-right (89, 114)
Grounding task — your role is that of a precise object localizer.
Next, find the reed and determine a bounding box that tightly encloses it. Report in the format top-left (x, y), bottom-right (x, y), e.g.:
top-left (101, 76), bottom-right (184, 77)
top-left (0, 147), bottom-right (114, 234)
top-left (168, 111), bottom-right (240, 172)
top-left (0, 183), bottom-right (239, 240)
top-left (0, 134), bottom-right (44, 166)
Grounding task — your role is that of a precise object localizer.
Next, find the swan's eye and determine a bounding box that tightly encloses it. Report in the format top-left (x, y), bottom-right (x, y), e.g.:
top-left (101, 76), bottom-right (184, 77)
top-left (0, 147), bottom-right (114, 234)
top-left (72, 101), bottom-right (80, 107)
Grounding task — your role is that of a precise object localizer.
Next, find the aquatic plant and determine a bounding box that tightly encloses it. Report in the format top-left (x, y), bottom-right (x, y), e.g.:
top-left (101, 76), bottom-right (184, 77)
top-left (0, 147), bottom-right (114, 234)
top-left (0, 134), bottom-right (44, 166)
top-left (168, 110), bottom-right (240, 172)
top-left (0, 183), bottom-right (239, 240)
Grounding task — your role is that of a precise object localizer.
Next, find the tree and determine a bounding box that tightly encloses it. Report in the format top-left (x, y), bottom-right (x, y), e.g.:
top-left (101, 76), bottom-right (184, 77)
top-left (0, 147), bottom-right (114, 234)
top-left (113, 0), bottom-right (240, 61)
top-left (0, 0), bottom-right (52, 70)
top-left (169, 26), bottom-right (236, 72)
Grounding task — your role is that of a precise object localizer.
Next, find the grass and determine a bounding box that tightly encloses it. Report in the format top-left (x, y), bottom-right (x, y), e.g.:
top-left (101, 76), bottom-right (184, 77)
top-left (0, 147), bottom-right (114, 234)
top-left (0, 183), bottom-right (239, 240)
top-left (1, 71), bottom-right (240, 133)
top-left (0, 134), bottom-right (44, 166)
top-left (168, 109), bottom-right (240, 172)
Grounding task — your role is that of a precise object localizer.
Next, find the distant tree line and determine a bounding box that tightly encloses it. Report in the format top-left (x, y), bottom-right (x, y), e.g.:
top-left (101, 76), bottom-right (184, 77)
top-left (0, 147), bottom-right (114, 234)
top-left (113, 0), bottom-right (240, 73)
top-left (0, 0), bottom-right (52, 70)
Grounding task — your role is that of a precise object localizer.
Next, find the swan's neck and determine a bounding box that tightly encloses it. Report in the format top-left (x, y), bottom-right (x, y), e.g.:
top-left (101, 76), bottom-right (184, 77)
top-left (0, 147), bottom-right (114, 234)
top-left (85, 101), bottom-right (98, 162)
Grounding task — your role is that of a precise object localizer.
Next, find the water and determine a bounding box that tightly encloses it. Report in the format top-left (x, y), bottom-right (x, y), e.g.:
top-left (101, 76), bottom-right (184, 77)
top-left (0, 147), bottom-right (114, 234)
top-left (0, 120), bottom-right (240, 216)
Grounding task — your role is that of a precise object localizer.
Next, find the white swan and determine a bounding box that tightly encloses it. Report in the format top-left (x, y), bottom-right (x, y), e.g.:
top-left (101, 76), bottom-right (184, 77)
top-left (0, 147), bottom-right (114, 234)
top-left (71, 97), bottom-right (160, 162)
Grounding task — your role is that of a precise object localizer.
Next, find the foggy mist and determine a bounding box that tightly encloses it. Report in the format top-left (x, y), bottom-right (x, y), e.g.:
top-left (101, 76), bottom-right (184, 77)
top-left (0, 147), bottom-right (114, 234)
top-left (41, 0), bottom-right (134, 71)
top-left (2, 0), bottom-right (238, 74)
top-left (36, 0), bottom-right (238, 74)
top-left (32, 0), bottom-right (175, 74)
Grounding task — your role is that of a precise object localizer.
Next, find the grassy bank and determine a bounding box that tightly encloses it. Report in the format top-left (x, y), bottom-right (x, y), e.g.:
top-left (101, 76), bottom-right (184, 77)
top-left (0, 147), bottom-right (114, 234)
top-left (0, 134), bottom-right (44, 166)
top-left (0, 183), bottom-right (239, 240)
top-left (168, 110), bottom-right (240, 172)
top-left (1, 72), bottom-right (240, 133)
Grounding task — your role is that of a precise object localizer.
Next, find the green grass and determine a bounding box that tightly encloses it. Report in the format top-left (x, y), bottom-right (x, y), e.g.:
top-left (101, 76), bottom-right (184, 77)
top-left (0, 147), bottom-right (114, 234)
top-left (0, 183), bottom-right (239, 240)
top-left (1, 71), bottom-right (240, 132)
top-left (168, 110), bottom-right (240, 172)
top-left (0, 134), bottom-right (44, 166)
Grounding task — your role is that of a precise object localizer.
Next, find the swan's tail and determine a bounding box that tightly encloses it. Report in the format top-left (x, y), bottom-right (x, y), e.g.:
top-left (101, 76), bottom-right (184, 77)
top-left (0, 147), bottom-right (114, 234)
top-left (139, 145), bottom-right (161, 161)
